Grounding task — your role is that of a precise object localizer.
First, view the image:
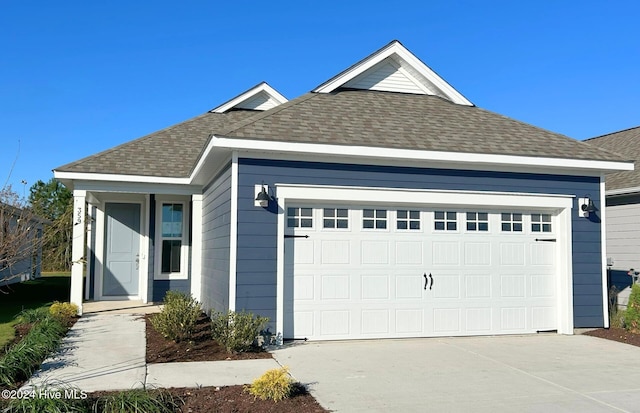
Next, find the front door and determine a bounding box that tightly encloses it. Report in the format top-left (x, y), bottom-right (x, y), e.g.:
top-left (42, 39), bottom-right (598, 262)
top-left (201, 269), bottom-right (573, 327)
top-left (103, 203), bottom-right (141, 297)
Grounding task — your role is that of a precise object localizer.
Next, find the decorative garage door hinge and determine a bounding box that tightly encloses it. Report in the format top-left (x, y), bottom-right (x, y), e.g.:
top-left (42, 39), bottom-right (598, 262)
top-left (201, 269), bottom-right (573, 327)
top-left (284, 234), bottom-right (310, 239)
top-left (534, 238), bottom-right (556, 242)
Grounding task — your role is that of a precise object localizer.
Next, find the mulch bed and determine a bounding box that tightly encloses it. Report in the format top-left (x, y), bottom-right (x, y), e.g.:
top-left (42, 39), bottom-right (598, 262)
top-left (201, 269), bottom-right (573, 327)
top-left (583, 327), bottom-right (640, 347)
top-left (145, 313), bottom-right (272, 363)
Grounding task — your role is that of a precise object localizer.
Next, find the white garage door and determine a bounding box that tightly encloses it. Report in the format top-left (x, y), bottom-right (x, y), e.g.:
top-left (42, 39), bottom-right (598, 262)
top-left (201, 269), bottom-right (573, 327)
top-left (283, 205), bottom-right (558, 340)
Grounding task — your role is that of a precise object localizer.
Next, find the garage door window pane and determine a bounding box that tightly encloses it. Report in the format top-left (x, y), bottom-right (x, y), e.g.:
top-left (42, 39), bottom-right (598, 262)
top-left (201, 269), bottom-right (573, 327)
top-left (435, 211), bottom-right (457, 231)
top-left (466, 212), bottom-right (489, 231)
top-left (324, 208), bottom-right (348, 229)
top-left (397, 210), bottom-right (420, 230)
top-left (363, 209), bottom-right (387, 230)
top-left (531, 213), bottom-right (552, 232)
top-left (501, 213), bottom-right (523, 232)
top-left (287, 207), bottom-right (313, 228)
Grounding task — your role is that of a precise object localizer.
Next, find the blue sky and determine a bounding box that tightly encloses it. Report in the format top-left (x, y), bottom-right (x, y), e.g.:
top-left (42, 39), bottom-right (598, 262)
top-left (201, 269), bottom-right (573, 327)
top-left (2, 1), bottom-right (639, 194)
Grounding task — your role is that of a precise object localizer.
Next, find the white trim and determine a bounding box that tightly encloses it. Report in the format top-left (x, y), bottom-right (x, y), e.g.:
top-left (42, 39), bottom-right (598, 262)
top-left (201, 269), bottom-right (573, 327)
top-left (211, 136), bottom-right (633, 174)
top-left (141, 195), bottom-right (150, 303)
top-left (154, 196), bottom-right (190, 280)
top-left (191, 194), bottom-right (204, 302)
top-left (228, 152), bottom-right (239, 312)
top-left (94, 206), bottom-right (105, 300)
top-left (606, 185), bottom-right (640, 197)
top-left (84, 205), bottom-right (93, 301)
top-left (55, 171), bottom-right (191, 185)
top-left (600, 175), bottom-right (609, 328)
top-left (70, 190), bottom-right (86, 314)
top-left (211, 82), bottom-right (288, 113)
top-left (274, 184), bottom-right (575, 337)
top-left (313, 41), bottom-right (472, 106)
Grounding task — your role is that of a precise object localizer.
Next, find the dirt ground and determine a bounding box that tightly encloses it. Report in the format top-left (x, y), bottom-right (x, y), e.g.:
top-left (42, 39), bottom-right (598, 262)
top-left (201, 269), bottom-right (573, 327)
top-left (144, 313), bottom-right (328, 412)
top-left (584, 326), bottom-right (640, 346)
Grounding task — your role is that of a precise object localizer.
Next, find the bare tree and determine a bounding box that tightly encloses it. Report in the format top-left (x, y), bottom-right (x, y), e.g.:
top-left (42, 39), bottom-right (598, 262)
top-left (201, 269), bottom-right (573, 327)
top-left (0, 185), bottom-right (45, 289)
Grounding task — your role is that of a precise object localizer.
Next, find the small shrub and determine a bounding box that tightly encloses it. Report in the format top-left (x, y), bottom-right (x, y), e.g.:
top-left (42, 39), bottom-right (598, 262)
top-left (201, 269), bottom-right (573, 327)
top-left (210, 310), bottom-right (269, 353)
top-left (625, 284), bottom-right (640, 333)
top-left (94, 388), bottom-right (180, 413)
top-left (608, 286), bottom-right (625, 329)
top-left (17, 307), bottom-right (49, 324)
top-left (49, 302), bottom-right (79, 324)
top-left (246, 367), bottom-right (295, 402)
top-left (150, 291), bottom-right (202, 343)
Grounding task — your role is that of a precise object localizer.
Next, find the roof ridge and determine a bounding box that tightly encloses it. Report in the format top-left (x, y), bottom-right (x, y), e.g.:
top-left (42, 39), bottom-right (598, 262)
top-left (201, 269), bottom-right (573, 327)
top-left (54, 112), bottom-right (216, 172)
top-left (584, 125), bottom-right (640, 142)
top-left (216, 93), bottom-right (318, 136)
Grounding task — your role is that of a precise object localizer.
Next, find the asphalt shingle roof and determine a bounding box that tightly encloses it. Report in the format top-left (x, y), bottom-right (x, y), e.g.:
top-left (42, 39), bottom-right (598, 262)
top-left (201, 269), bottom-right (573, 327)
top-left (586, 126), bottom-right (640, 191)
top-left (56, 90), bottom-right (629, 179)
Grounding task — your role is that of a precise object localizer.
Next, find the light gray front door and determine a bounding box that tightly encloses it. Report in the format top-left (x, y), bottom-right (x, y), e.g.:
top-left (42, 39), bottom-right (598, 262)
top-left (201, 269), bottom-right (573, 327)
top-left (103, 203), bottom-right (141, 296)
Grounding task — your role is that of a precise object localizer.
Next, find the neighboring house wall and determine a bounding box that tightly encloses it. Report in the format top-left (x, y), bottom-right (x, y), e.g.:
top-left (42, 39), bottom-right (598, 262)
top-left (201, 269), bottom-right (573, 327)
top-left (0, 213), bottom-right (44, 286)
top-left (234, 158), bottom-right (604, 328)
top-left (605, 195), bottom-right (640, 303)
top-left (201, 165), bottom-right (232, 313)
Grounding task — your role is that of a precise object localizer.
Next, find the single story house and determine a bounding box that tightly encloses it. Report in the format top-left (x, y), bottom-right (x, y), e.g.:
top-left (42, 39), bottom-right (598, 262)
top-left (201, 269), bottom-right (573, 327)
top-left (586, 127), bottom-right (640, 307)
top-left (54, 40), bottom-right (633, 341)
top-left (0, 202), bottom-right (45, 286)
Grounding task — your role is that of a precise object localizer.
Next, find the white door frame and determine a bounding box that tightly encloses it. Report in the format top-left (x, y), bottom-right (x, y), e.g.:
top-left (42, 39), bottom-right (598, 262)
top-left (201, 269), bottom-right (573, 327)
top-left (275, 184), bottom-right (575, 340)
top-left (95, 197), bottom-right (148, 301)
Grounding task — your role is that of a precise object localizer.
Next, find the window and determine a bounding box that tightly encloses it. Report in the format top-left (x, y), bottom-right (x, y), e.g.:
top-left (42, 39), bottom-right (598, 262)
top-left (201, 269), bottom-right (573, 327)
top-left (531, 213), bottom-right (552, 232)
top-left (501, 213), bottom-right (523, 232)
top-left (434, 211), bottom-right (457, 231)
top-left (161, 203), bottom-right (183, 274)
top-left (363, 209), bottom-right (387, 229)
top-left (287, 207), bottom-right (313, 228)
top-left (323, 208), bottom-right (348, 229)
top-left (397, 210), bottom-right (420, 230)
top-left (466, 212), bottom-right (489, 231)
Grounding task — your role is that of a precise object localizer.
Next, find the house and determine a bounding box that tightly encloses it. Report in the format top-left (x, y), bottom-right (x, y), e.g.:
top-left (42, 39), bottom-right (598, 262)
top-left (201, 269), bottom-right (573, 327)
top-left (0, 202), bottom-right (45, 286)
top-left (54, 41), bottom-right (633, 341)
top-left (586, 127), bottom-right (640, 307)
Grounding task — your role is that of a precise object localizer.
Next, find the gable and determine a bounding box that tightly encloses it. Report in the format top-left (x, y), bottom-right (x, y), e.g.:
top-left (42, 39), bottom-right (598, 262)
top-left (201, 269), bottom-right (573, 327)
top-left (314, 40), bottom-right (473, 106)
top-left (211, 82), bottom-right (287, 113)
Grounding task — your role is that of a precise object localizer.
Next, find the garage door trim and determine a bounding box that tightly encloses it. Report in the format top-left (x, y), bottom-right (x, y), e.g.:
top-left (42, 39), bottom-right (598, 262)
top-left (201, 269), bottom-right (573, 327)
top-left (275, 184), bottom-right (575, 340)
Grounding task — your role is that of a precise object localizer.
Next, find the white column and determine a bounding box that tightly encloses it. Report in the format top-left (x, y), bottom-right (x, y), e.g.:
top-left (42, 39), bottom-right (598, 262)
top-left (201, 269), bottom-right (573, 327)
top-left (190, 194), bottom-right (203, 302)
top-left (70, 190), bottom-right (86, 314)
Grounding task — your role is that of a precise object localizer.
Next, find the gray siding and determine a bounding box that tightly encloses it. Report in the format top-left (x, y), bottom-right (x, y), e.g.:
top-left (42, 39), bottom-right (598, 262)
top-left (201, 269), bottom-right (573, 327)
top-left (235, 158), bottom-right (604, 328)
top-left (605, 195), bottom-right (640, 272)
top-left (201, 165), bottom-right (232, 313)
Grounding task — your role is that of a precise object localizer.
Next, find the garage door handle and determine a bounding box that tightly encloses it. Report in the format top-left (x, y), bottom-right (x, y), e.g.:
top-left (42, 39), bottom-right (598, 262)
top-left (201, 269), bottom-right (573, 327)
top-left (424, 273), bottom-right (434, 290)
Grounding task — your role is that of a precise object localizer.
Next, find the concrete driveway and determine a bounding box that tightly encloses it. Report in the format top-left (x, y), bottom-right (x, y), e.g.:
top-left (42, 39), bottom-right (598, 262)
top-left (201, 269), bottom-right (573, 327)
top-left (272, 334), bottom-right (640, 412)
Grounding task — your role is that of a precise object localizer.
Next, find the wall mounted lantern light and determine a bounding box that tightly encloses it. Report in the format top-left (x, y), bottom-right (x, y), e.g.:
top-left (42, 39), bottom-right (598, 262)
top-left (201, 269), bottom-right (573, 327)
top-left (254, 182), bottom-right (273, 208)
top-left (578, 196), bottom-right (596, 218)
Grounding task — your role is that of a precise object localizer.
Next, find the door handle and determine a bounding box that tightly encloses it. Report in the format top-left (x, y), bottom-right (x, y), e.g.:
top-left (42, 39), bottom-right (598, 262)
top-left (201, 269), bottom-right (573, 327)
top-left (424, 273), bottom-right (434, 290)
top-left (135, 254), bottom-right (140, 270)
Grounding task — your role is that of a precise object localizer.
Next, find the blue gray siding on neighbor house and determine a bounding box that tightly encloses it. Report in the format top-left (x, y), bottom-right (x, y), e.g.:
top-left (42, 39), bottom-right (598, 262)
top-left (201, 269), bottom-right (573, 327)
top-left (201, 165), bottom-right (233, 313)
top-left (235, 158), bottom-right (604, 329)
top-left (150, 195), bottom-right (191, 302)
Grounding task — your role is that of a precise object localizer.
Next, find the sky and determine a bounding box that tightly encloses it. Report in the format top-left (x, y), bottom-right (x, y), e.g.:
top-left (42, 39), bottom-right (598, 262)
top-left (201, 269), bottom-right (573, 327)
top-left (1, 1), bottom-right (639, 195)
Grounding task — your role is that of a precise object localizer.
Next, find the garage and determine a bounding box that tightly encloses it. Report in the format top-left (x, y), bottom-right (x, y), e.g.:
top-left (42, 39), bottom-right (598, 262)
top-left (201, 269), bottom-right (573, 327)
top-left (277, 185), bottom-right (574, 341)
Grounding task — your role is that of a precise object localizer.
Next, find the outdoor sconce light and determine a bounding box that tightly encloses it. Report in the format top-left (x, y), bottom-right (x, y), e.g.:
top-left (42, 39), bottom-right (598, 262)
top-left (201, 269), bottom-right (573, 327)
top-left (254, 183), bottom-right (273, 208)
top-left (578, 196), bottom-right (596, 218)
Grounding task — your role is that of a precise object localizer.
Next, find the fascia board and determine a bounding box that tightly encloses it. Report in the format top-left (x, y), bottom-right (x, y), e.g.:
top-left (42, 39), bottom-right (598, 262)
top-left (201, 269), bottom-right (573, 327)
top-left (209, 135), bottom-right (634, 174)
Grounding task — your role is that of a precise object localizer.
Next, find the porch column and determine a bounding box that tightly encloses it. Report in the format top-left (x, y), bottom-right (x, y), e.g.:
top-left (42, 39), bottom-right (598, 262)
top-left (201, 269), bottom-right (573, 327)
top-left (191, 194), bottom-right (203, 302)
top-left (70, 190), bottom-right (86, 314)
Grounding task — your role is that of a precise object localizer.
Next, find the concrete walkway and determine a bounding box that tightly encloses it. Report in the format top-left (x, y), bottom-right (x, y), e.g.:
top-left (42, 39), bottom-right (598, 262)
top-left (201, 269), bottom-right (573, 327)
top-left (24, 313), bottom-right (281, 392)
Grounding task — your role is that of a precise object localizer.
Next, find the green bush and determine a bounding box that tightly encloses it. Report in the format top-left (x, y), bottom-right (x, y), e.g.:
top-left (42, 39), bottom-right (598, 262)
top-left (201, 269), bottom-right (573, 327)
top-left (210, 310), bottom-right (269, 353)
top-left (245, 367), bottom-right (294, 402)
top-left (150, 291), bottom-right (202, 343)
top-left (608, 286), bottom-right (625, 329)
top-left (49, 302), bottom-right (79, 325)
top-left (94, 388), bottom-right (180, 413)
top-left (17, 307), bottom-right (50, 324)
top-left (0, 316), bottom-right (67, 387)
top-left (626, 284), bottom-right (640, 333)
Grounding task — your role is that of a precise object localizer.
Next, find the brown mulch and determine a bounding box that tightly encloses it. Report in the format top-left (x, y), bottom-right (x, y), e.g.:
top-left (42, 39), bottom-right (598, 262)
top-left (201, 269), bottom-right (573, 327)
top-left (145, 313), bottom-right (273, 363)
top-left (583, 327), bottom-right (640, 347)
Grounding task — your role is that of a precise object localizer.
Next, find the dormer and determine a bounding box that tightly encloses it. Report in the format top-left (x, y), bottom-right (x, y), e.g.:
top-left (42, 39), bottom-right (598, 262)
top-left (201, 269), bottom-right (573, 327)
top-left (211, 82), bottom-right (288, 113)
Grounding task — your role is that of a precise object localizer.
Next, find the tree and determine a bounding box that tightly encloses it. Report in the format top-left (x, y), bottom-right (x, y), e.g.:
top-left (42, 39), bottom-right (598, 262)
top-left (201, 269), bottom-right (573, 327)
top-left (0, 184), bottom-right (43, 287)
top-left (28, 178), bottom-right (72, 272)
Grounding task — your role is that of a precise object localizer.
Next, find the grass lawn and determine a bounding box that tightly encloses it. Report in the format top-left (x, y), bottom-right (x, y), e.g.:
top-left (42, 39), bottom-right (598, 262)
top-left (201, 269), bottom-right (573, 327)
top-left (0, 273), bottom-right (71, 347)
